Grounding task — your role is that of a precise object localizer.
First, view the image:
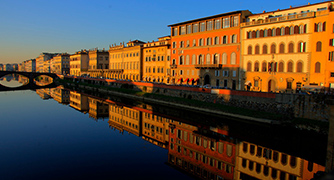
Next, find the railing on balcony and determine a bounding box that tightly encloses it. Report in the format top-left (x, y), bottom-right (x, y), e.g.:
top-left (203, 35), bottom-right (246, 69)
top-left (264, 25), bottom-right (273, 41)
top-left (194, 64), bottom-right (222, 69)
top-left (241, 12), bottom-right (315, 27)
top-left (170, 64), bottom-right (177, 69)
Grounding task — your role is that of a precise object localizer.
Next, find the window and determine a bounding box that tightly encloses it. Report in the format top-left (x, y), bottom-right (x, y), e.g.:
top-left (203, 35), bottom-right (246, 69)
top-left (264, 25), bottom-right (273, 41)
top-left (213, 54), bottom-right (219, 64)
top-left (250, 145), bottom-right (255, 154)
top-left (262, 62), bottom-right (267, 72)
top-left (290, 26), bottom-right (294, 35)
top-left (223, 17), bottom-right (230, 28)
top-left (242, 159), bottom-right (247, 168)
top-left (263, 44), bottom-right (268, 54)
top-left (179, 56), bottom-right (183, 65)
top-left (278, 62), bottom-right (284, 72)
top-left (198, 55), bottom-right (203, 64)
top-left (330, 51), bottom-right (334, 61)
top-left (330, 39), bottom-right (334, 46)
top-left (296, 62), bottom-right (303, 72)
top-left (173, 28), bottom-right (178, 36)
top-left (230, 52), bottom-right (236, 65)
top-left (290, 156), bottom-right (297, 167)
top-left (243, 143), bottom-right (248, 152)
top-left (222, 53), bottom-right (227, 65)
top-left (186, 40), bottom-right (190, 47)
top-left (315, 62), bottom-right (321, 73)
top-left (256, 163), bottom-right (261, 173)
top-left (187, 25), bottom-right (192, 34)
top-left (279, 43), bottom-right (285, 53)
top-left (206, 37), bottom-right (211, 45)
top-left (281, 154), bottom-right (287, 165)
top-left (192, 55), bottom-right (196, 65)
top-left (316, 41), bottom-right (322, 52)
top-left (215, 19), bottom-right (221, 29)
top-left (223, 36), bottom-right (228, 44)
top-left (271, 44), bottom-right (276, 54)
top-left (254, 62), bottom-right (259, 72)
top-left (281, 27), bottom-right (285, 35)
top-left (264, 29), bottom-right (268, 37)
top-left (248, 45), bottom-right (252, 55)
top-left (181, 26), bottom-right (186, 35)
top-left (218, 142), bottom-right (224, 154)
top-left (231, 34), bottom-right (237, 43)
top-left (248, 161), bottom-right (254, 170)
top-left (232, 16), bottom-right (239, 27)
top-left (255, 45), bottom-right (260, 54)
top-left (193, 39), bottom-right (196, 46)
top-left (257, 147), bottom-right (263, 157)
top-left (298, 42), bottom-right (306, 52)
top-left (206, 54), bottom-right (210, 64)
top-left (287, 61), bottom-right (293, 72)
top-left (200, 22), bottom-right (205, 32)
top-left (207, 21), bottom-right (213, 31)
top-left (215, 70), bottom-right (220, 76)
top-left (199, 39), bottom-right (204, 46)
top-left (272, 169), bottom-right (277, 179)
top-left (288, 43), bottom-right (294, 53)
top-left (193, 24), bottom-right (198, 33)
top-left (214, 37), bottom-right (219, 45)
top-left (232, 70), bottom-right (236, 77)
top-left (247, 62), bottom-right (252, 71)
top-left (186, 55), bottom-right (190, 65)
top-left (172, 42), bottom-right (176, 48)
top-left (256, 30), bottom-right (260, 38)
top-left (180, 41), bottom-right (184, 48)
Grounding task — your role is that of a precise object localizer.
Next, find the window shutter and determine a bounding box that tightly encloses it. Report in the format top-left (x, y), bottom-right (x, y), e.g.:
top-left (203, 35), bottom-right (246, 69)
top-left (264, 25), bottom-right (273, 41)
top-left (314, 23), bottom-right (317, 32)
top-left (323, 22), bottom-right (326, 31)
top-left (330, 39), bottom-right (333, 46)
top-left (304, 24), bottom-right (307, 33)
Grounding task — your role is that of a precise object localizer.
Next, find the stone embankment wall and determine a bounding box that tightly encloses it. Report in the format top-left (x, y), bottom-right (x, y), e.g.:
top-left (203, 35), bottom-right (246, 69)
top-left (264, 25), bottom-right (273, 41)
top-left (70, 77), bottom-right (331, 121)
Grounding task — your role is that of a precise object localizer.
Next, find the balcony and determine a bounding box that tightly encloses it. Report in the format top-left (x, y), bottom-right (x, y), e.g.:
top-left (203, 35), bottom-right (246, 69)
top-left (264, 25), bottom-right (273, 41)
top-left (194, 64), bottom-right (222, 69)
top-left (241, 12), bottom-right (315, 27)
top-left (170, 64), bottom-right (177, 69)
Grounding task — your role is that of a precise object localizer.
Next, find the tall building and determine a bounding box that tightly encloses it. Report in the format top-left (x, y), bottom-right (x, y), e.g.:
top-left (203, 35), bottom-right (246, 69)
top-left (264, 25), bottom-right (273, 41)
top-left (142, 36), bottom-right (171, 84)
top-left (36, 53), bottom-right (59, 72)
top-left (241, 1), bottom-right (334, 92)
top-left (108, 40), bottom-right (145, 81)
top-left (87, 49), bottom-right (109, 78)
top-left (168, 10), bottom-right (252, 89)
top-left (50, 53), bottom-right (70, 75)
top-left (70, 50), bottom-right (89, 76)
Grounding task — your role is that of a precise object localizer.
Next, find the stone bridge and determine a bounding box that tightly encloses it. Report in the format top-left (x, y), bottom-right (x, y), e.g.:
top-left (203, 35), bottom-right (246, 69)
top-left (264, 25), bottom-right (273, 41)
top-left (0, 71), bottom-right (59, 91)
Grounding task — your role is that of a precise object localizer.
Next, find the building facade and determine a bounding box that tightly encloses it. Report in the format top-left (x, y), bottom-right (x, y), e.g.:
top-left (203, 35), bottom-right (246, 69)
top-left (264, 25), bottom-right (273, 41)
top-left (50, 53), bottom-right (70, 75)
top-left (87, 49), bottom-right (109, 78)
top-left (70, 50), bottom-right (89, 76)
top-left (142, 36), bottom-right (171, 84)
top-left (36, 53), bottom-right (58, 72)
top-left (108, 40), bottom-right (145, 81)
top-left (168, 10), bottom-right (251, 89)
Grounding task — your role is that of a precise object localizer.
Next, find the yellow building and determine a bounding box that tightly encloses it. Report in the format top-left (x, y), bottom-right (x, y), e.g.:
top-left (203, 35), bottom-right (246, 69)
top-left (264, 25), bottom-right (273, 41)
top-left (50, 53), bottom-right (70, 75)
top-left (43, 59), bottom-right (51, 73)
top-left (70, 50), bottom-right (89, 76)
top-left (36, 53), bottom-right (58, 72)
top-left (51, 87), bottom-right (70, 104)
top-left (142, 36), bottom-right (171, 84)
top-left (241, 2), bottom-right (334, 92)
top-left (236, 141), bottom-right (325, 180)
top-left (69, 91), bottom-right (89, 112)
top-left (309, 2), bottom-right (334, 90)
top-left (108, 104), bottom-right (142, 136)
top-left (108, 40), bottom-right (145, 81)
top-left (88, 49), bottom-right (109, 78)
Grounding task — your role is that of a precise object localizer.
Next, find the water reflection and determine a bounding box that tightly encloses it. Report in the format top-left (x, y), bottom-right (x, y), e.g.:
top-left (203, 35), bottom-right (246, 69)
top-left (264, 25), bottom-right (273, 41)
top-left (34, 85), bottom-right (326, 180)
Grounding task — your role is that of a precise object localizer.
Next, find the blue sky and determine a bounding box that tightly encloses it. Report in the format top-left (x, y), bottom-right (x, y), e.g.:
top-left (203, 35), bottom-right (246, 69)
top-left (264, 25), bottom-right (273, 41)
top-left (0, 0), bottom-right (321, 64)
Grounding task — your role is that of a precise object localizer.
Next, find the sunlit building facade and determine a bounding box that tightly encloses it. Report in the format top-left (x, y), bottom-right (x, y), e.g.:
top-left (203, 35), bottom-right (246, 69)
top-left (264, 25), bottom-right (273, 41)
top-left (168, 10), bottom-right (251, 89)
top-left (88, 97), bottom-right (109, 120)
top-left (36, 53), bottom-right (58, 73)
top-left (88, 49), bottom-right (109, 78)
top-left (50, 53), bottom-right (70, 75)
top-left (142, 36), bottom-right (171, 84)
top-left (69, 91), bottom-right (89, 112)
top-left (70, 50), bottom-right (89, 76)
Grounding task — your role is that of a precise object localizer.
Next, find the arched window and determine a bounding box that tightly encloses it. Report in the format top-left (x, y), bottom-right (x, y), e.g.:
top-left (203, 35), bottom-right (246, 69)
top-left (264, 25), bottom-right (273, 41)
top-left (316, 41), bottom-right (322, 52)
top-left (296, 62), bottom-right (303, 72)
top-left (255, 45), bottom-right (260, 54)
top-left (290, 26), bottom-right (294, 35)
top-left (294, 25), bottom-right (299, 34)
top-left (264, 29), bottom-right (268, 37)
top-left (315, 62), bottom-right (321, 73)
top-left (268, 29), bottom-right (272, 37)
top-left (186, 55), bottom-right (190, 65)
top-left (193, 39), bottom-right (196, 46)
top-left (272, 28), bottom-right (276, 36)
top-left (263, 44), bottom-right (268, 54)
top-left (213, 54), bottom-right (219, 64)
top-left (247, 61), bottom-right (252, 71)
top-left (323, 21), bottom-right (326, 31)
top-left (248, 31), bottom-right (252, 39)
top-left (254, 62), bottom-right (259, 72)
top-left (222, 53), bottom-right (227, 65)
top-left (198, 55), bottom-right (203, 64)
top-left (287, 61), bottom-right (293, 72)
top-left (192, 54), bottom-right (196, 65)
top-left (214, 37), bottom-right (219, 45)
top-left (232, 34), bottom-right (237, 43)
top-left (279, 43), bottom-right (285, 53)
top-left (278, 62), bottom-right (284, 72)
top-left (248, 45), bottom-right (252, 55)
top-left (223, 36), bottom-right (228, 44)
top-left (298, 42), bottom-right (306, 52)
top-left (179, 56), bottom-right (183, 65)
top-left (230, 52), bottom-right (236, 65)
top-left (288, 43), bottom-right (294, 53)
top-left (256, 30), bottom-right (260, 38)
top-left (260, 30), bottom-right (264, 37)
top-left (206, 54), bottom-right (210, 64)
top-left (281, 27), bottom-right (285, 35)
top-left (206, 37), bottom-right (211, 45)
top-left (276, 28), bottom-right (281, 36)
top-left (271, 44), bottom-right (276, 54)
top-left (317, 22), bottom-right (323, 32)
top-left (199, 38), bottom-right (203, 46)
top-left (262, 61), bottom-right (267, 72)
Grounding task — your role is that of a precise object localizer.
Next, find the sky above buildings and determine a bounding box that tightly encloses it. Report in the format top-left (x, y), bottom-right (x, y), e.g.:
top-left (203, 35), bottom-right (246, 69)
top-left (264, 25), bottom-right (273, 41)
top-left (0, 0), bottom-right (322, 64)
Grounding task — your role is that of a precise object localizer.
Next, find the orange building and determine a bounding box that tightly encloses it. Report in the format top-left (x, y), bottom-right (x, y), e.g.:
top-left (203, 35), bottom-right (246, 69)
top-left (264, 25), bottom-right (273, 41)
top-left (168, 10), bottom-right (251, 89)
top-left (142, 36), bottom-right (171, 84)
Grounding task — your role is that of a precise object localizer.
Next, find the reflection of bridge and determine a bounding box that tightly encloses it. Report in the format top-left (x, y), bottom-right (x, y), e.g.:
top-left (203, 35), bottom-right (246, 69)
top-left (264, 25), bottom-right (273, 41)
top-left (0, 71), bottom-right (59, 91)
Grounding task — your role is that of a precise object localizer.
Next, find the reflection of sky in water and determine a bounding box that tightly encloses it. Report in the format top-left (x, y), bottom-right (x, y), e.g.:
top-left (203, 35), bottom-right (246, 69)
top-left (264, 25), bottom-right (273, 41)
top-left (0, 76), bottom-right (23, 87)
top-left (0, 88), bottom-right (192, 180)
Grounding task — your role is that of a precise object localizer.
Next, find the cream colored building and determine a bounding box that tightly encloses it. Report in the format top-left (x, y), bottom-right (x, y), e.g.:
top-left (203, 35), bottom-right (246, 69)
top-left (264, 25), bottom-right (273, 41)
top-left (70, 50), bottom-right (89, 76)
top-left (88, 97), bottom-right (109, 120)
top-left (50, 53), bottom-right (70, 75)
top-left (108, 40), bottom-right (145, 81)
top-left (43, 59), bottom-right (51, 73)
top-left (142, 36), bottom-right (171, 84)
top-left (36, 53), bottom-right (58, 72)
top-left (69, 91), bottom-right (89, 112)
top-left (88, 49), bottom-right (109, 78)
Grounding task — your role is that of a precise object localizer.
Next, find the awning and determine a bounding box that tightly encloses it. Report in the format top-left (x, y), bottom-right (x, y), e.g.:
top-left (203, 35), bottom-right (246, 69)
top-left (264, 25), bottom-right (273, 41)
top-left (178, 78), bottom-right (182, 82)
top-left (190, 78), bottom-right (194, 82)
top-left (184, 78), bottom-right (189, 82)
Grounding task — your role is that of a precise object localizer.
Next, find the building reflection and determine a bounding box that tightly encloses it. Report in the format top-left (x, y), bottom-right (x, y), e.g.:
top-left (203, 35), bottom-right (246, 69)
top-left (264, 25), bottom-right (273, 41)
top-left (36, 89), bottom-right (52, 100)
top-left (34, 88), bottom-right (327, 180)
top-left (50, 86), bottom-right (70, 105)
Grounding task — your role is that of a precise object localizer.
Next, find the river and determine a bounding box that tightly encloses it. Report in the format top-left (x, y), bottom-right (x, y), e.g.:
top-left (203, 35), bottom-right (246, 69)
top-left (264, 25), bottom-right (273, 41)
top-left (0, 77), bottom-right (329, 180)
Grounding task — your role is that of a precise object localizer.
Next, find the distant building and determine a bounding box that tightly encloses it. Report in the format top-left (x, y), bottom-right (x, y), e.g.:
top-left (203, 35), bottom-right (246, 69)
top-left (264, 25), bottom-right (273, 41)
top-left (88, 97), bottom-right (109, 120)
top-left (50, 53), bottom-right (70, 75)
top-left (70, 50), bottom-right (89, 76)
top-left (12, 64), bottom-right (18, 71)
top-left (69, 91), bottom-right (89, 112)
top-left (4, 64), bottom-right (14, 71)
top-left (43, 59), bottom-right (51, 73)
top-left (24, 59), bottom-right (36, 72)
top-left (87, 49), bottom-right (109, 78)
top-left (142, 36), bottom-right (171, 84)
top-left (0, 64), bottom-right (3, 71)
top-left (36, 53), bottom-right (59, 72)
top-left (108, 40), bottom-right (145, 81)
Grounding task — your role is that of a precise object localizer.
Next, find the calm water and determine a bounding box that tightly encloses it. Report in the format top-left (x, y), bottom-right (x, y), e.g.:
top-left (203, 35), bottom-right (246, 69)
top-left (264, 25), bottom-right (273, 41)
top-left (0, 78), bottom-right (329, 180)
